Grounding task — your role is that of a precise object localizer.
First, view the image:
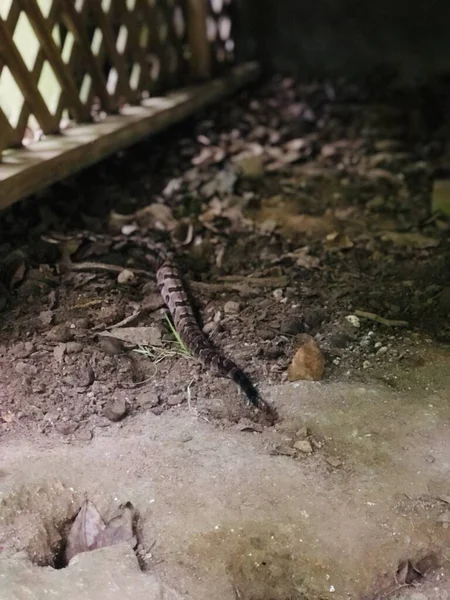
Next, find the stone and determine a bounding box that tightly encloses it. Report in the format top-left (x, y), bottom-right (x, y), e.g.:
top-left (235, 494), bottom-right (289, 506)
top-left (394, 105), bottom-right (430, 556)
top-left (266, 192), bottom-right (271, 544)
top-left (104, 398), bottom-right (128, 422)
top-left (0, 544), bottom-right (183, 600)
top-left (294, 440), bottom-right (313, 454)
top-left (223, 301), bottom-right (240, 315)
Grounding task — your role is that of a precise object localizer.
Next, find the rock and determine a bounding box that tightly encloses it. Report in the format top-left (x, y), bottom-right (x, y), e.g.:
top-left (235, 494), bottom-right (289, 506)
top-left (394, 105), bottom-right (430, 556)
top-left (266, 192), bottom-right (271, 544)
top-left (136, 391), bottom-right (160, 409)
top-left (46, 324), bottom-right (73, 343)
top-left (53, 343), bottom-right (66, 362)
top-left (345, 315), bottom-right (360, 328)
top-left (11, 342), bottom-right (35, 358)
top-left (223, 300), bottom-right (240, 315)
top-left (117, 269), bottom-right (135, 284)
top-left (0, 543), bottom-right (184, 600)
top-left (38, 310), bottom-right (54, 326)
top-left (294, 440), bottom-right (313, 454)
top-left (280, 317), bottom-right (305, 335)
top-left (235, 152), bottom-right (264, 179)
top-left (103, 398), bottom-right (128, 422)
top-left (56, 422), bottom-right (79, 435)
top-left (287, 335), bottom-right (325, 381)
top-left (14, 361), bottom-right (38, 376)
top-left (65, 342), bottom-right (84, 354)
top-left (326, 456), bottom-right (343, 468)
top-left (166, 393), bottom-right (185, 406)
top-left (98, 336), bottom-right (124, 356)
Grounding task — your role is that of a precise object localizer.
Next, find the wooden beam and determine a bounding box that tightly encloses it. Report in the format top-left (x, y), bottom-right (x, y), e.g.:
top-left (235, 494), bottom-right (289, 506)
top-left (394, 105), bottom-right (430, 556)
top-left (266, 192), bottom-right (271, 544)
top-left (0, 62), bottom-right (260, 211)
top-left (186, 0), bottom-right (212, 81)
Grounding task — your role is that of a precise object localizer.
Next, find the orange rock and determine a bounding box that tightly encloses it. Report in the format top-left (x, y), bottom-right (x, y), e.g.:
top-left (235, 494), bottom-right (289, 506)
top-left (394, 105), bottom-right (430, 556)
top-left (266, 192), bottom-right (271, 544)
top-left (287, 335), bottom-right (325, 381)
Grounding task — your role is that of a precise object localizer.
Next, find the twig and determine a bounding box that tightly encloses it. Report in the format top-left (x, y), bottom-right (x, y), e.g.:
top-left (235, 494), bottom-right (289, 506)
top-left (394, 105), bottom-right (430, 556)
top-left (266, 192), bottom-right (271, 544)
top-left (354, 310), bottom-right (409, 328)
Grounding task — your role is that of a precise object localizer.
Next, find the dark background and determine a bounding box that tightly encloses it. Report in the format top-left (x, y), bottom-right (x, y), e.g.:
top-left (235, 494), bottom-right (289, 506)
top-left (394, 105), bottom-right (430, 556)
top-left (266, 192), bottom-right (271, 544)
top-left (234, 0), bottom-right (450, 82)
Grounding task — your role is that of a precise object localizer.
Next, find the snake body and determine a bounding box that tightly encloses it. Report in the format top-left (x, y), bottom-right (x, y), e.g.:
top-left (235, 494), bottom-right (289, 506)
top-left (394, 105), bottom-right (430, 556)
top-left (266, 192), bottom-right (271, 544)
top-left (139, 239), bottom-right (264, 409)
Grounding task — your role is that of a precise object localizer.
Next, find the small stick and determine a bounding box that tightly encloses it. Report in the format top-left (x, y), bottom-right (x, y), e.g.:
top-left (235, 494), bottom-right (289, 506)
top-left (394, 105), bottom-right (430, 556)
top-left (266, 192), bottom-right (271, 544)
top-left (355, 310), bottom-right (409, 328)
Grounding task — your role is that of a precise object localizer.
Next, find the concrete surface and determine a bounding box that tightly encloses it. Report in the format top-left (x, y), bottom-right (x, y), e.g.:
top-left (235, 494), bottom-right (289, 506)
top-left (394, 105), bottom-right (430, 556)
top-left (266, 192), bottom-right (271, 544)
top-left (1, 343), bottom-right (450, 599)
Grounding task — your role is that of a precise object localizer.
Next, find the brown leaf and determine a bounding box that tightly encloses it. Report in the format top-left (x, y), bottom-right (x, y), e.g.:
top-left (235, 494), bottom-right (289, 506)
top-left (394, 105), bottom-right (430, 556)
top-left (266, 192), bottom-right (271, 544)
top-left (65, 500), bottom-right (106, 564)
top-left (99, 326), bottom-right (162, 347)
top-left (287, 335), bottom-right (325, 381)
top-left (91, 502), bottom-right (136, 551)
top-left (381, 231), bottom-right (440, 249)
top-left (325, 231), bottom-right (354, 251)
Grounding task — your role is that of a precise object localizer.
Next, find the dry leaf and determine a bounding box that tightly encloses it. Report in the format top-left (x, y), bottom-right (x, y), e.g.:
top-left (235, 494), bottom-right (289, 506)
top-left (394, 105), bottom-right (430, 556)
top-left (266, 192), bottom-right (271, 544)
top-left (287, 335), bottom-right (325, 381)
top-left (65, 500), bottom-right (137, 565)
top-left (325, 231), bottom-right (354, 251)
top-left (65, 500), bottom-right (106, 564)
top-left (91, 502), bottom-right (136, 551)
top-left (99, 326), bottom-right (162, 346)
top-left (381, 231), bottom-right (440, 249)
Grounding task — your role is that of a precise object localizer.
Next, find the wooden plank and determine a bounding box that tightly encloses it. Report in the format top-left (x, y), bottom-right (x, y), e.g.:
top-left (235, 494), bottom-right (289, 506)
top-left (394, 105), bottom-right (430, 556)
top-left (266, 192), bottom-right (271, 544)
top-left (186, 0), bottom-right (211, 81)
top-left (19, 0), bottom-right (91, 123)
top-left (0, 18), bottom-right (59, 134)
top-left (0, 62), bottom-right (260, 210)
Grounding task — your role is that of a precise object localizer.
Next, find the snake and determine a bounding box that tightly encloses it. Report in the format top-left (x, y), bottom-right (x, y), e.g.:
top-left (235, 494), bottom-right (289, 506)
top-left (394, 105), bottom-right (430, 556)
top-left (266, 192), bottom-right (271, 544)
top-left (134, 237), bottom-right (274, 418)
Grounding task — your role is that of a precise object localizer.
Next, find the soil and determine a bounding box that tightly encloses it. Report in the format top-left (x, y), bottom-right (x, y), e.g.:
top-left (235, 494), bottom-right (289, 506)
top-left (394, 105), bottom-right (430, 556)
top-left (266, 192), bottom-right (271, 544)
top-left (0, 75), bottom-right (449, 599)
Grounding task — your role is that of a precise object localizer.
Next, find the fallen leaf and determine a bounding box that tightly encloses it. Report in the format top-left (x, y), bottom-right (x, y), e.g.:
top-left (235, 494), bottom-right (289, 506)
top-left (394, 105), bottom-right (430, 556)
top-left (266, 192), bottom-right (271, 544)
top-left (325, 231), bottom-right (354, 251)
top-left (65, 500), bottom-right (137, 565)
top-left (99, 326), bottom-right (162, 346)
top-left (234, 152), bottom-right (264, 179)
top-left (287, 335), bottom-right (325, 381)
top-left (380, 231), bottom-right (440, 249)
top-left (65, 500), bottom-right (106, 564)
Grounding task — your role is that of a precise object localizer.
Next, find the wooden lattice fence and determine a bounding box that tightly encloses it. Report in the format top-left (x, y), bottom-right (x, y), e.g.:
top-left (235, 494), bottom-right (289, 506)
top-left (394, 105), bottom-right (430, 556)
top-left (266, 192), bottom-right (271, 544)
top-left (0, 0), bottom-right (258, 209)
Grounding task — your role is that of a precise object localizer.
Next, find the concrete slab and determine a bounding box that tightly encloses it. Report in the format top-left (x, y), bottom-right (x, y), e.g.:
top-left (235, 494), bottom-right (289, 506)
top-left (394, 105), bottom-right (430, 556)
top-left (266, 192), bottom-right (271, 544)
top-left (1, 343), bottom-right (449, 599)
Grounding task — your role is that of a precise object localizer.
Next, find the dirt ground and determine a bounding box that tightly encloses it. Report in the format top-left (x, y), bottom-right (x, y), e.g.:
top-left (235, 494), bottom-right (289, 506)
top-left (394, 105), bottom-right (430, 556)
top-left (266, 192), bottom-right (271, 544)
top-left (1, 76), bottom-right (450, 599)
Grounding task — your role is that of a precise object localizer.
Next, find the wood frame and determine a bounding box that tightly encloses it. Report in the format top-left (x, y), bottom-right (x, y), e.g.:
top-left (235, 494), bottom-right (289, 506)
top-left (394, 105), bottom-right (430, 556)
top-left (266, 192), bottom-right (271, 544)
top-left (0, 62), bottom-right (260, 210)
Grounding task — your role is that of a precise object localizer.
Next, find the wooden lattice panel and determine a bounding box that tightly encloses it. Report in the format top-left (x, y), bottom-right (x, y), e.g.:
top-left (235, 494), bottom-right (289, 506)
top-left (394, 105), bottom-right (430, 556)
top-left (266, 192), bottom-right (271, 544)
top-left (0, 0), bottom-right (192, 153)
top-left (207, 0), bottom-right (235, 71)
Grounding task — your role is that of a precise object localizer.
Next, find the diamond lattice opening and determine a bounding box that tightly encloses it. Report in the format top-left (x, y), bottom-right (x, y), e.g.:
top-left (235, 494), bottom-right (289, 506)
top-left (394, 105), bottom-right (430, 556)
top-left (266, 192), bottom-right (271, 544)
top-left (61, 30), bottom-right (75, 64)
top-left (36, 0), bottom-right (52, 19)
top-left (210, 0), bottom-right (223, 13)
top-left (139, 25), bottom-right (149, 49)
top-left (218, 16), bottom-right (231, 41)
top-left (91, 28), bottom-right (103, 55)
top-left (126, 0), bottom-right (136, 9)
top-left (13, 12), bottom-right (41, 71)
top-left (107, 68), bottom-right (118, 94)
top-left (38, 60), bottom-right (62, 115)
top-left (101, 0), bottom-right (112, 13)
top-left (0, 66), bottom-right (25, 128)
top-left (79, 74), bottom-right (92, 104)
top-left (129, 63), bottom-right (141, 90)
top-left (116, 26), bottom-right (128, 54)
top-left (0, 0), bottom-right (13, 19)
top-left (206, 16), bottom-right (217, 41)
top-left (173, 6), bottom-right (185, 39)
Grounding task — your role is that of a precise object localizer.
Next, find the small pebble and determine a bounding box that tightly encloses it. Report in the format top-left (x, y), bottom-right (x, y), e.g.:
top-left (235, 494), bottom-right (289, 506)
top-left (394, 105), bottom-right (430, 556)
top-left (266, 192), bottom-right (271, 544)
top-left (345, 315), bottom-right (360, 328)
top-left (56, 422), bottom-right (79, 435)
top-left (14, 361), bottom-right (38, 376)
top-left (98, 336), bottom-right (124, 356)
top-left (273, 288), bottom-right (284, 301)
top-left (223, 300), bottom-right (240, 315)
top-left (136, 390), bottom-right (160, 408)
top-left (53, 344), bottom-right (66, 362)
top-left (294, 440), bottom-right (313, 454)
top-left (326, 456), bottom-right (342, 468)
top-left (46, 324), bottom-right (73, 343)
top-left (362, 360), bottom-right (370, 369)
top-left (167, 393), bottom-right (185, 406)
top-left (104, 398), bottom-right (128, 422)
top-left (117, 269), bottom-right (135, 284)
top-left (65, 342), bottom-right (84, 354)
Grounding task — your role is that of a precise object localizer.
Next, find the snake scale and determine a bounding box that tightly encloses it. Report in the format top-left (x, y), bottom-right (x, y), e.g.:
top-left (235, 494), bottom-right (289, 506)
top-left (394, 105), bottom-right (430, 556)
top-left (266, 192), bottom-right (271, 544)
top-left (133, 236), bottom-right (273, 415)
